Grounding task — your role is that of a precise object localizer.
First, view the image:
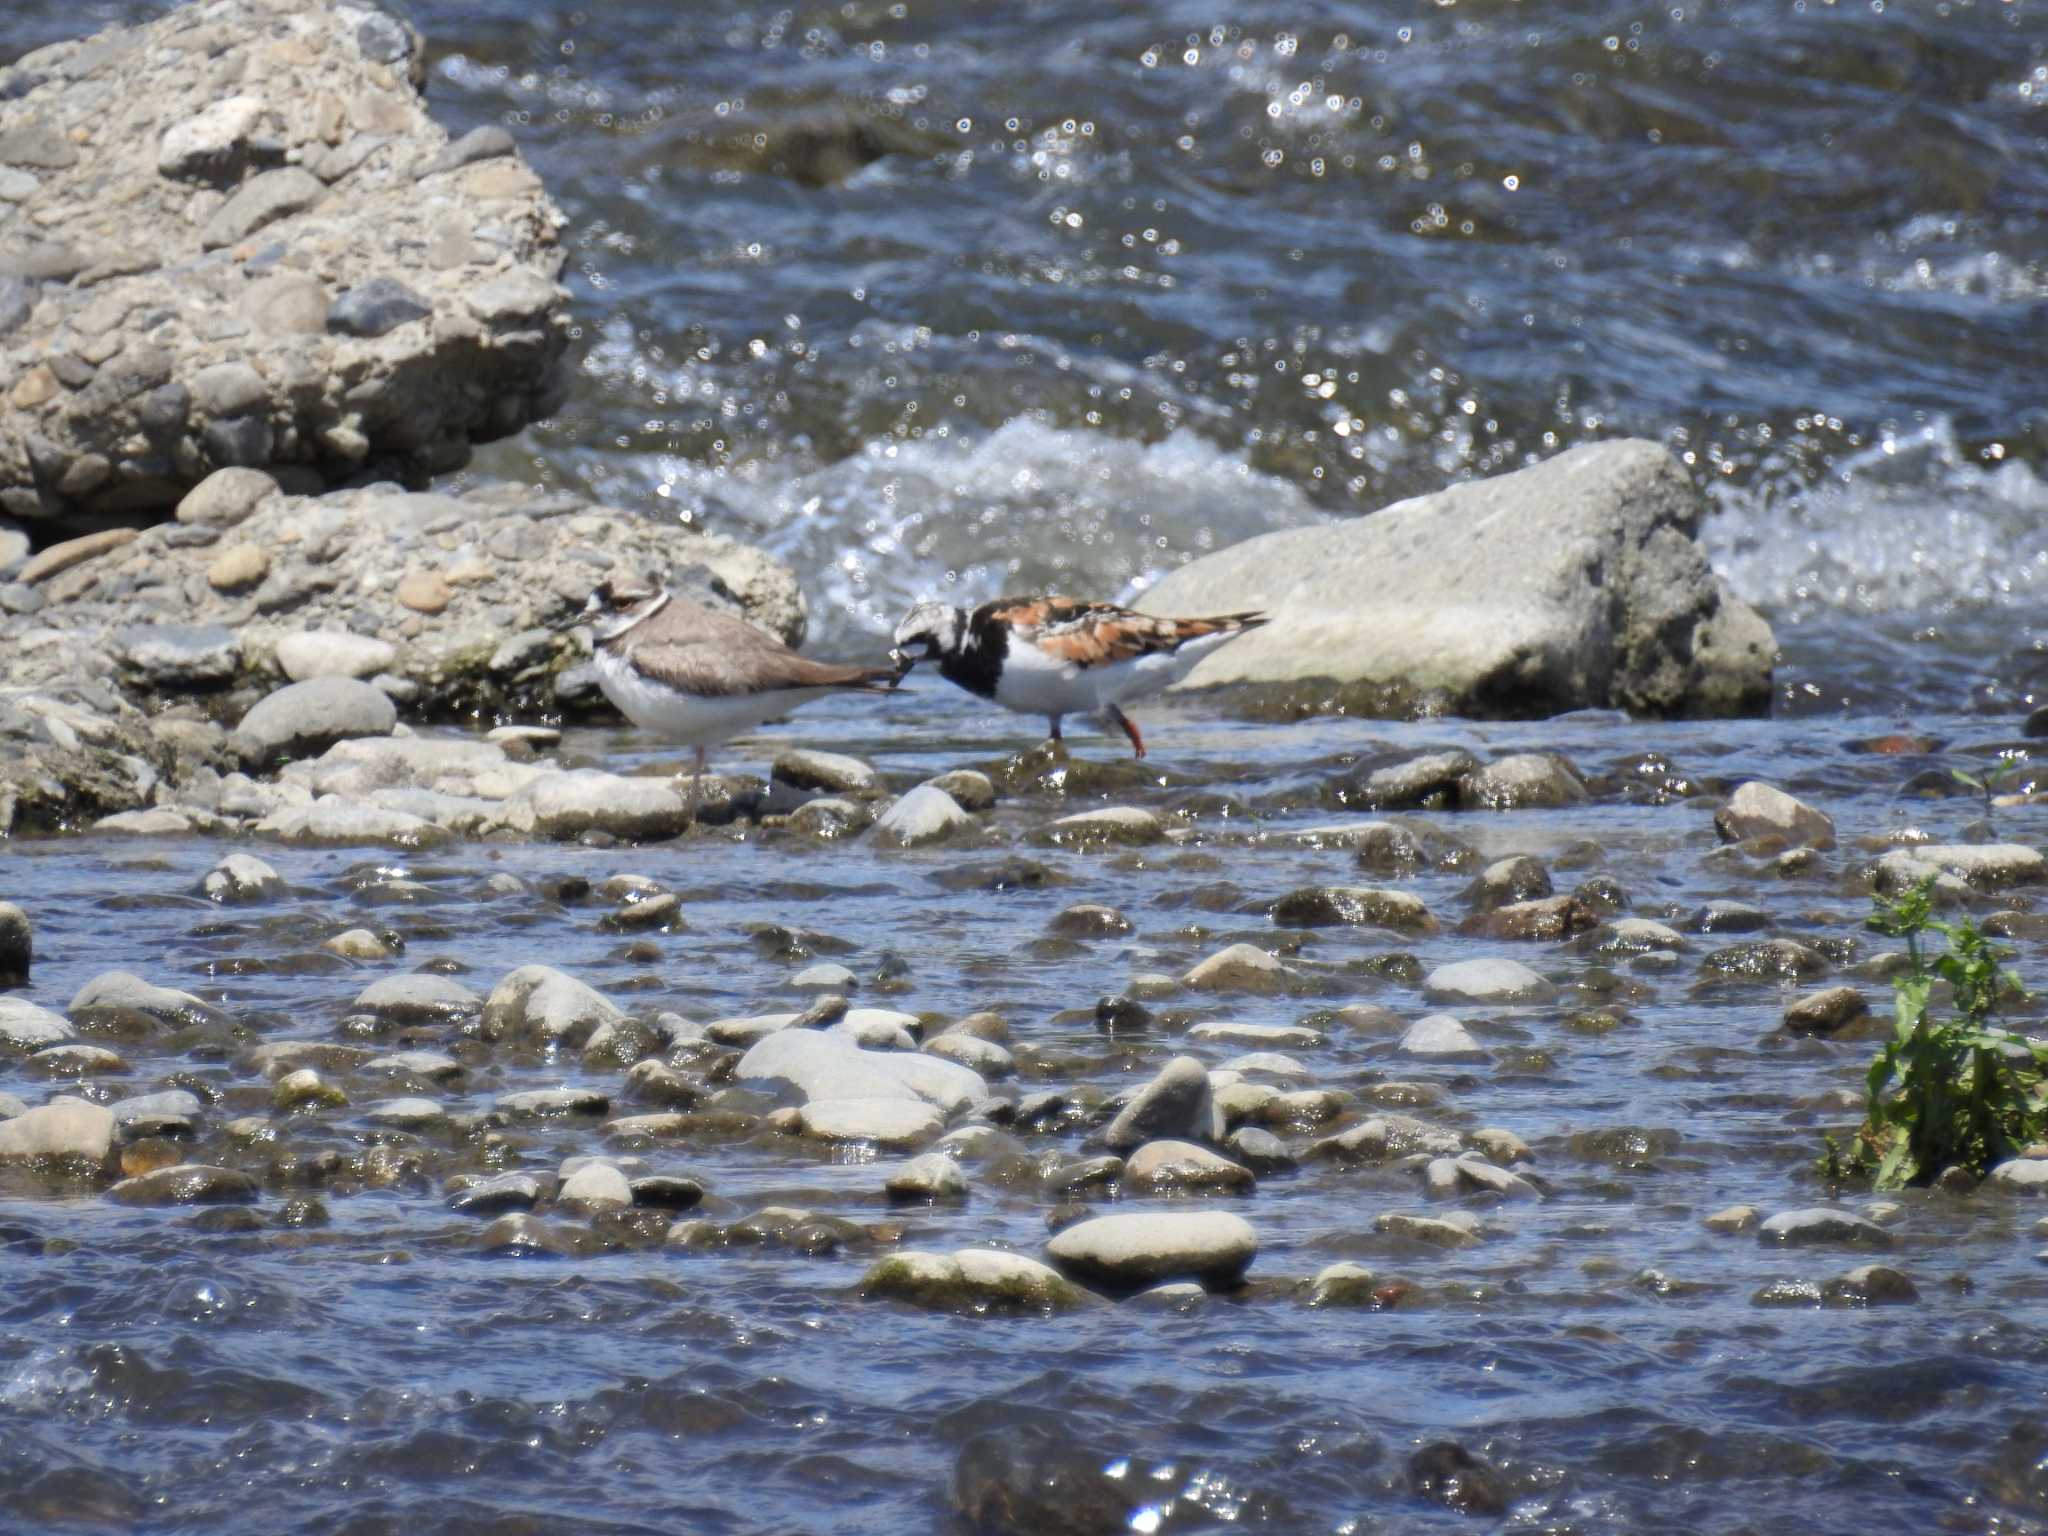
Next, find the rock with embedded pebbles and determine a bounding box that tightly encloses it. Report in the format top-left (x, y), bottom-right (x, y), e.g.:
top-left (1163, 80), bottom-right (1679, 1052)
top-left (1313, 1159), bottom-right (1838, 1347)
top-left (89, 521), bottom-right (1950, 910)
top-left (1139, 440), bottom-right (1772, 717)
top-left (1046, 1211), bottom-right (1258, 1289)
top-left (0, 0), bottom-right (569, 532)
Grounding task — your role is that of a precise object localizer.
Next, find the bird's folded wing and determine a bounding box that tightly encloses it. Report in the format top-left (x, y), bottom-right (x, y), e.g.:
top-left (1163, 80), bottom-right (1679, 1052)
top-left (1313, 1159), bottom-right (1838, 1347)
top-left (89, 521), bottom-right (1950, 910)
top-left (624, 639), bottom-right (874, 695)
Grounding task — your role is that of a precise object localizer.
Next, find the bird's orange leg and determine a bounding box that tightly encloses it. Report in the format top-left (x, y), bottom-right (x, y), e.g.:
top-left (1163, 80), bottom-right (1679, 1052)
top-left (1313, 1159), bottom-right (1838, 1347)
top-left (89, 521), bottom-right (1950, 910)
top-left (1106, 705), bottom-right (1146, 759)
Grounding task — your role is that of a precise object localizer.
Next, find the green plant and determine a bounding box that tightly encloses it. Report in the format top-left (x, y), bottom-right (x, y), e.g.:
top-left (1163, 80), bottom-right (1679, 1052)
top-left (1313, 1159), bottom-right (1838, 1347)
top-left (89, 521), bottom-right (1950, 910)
top-left (1949, 756), bottom-right (2025, 819)
top-left (1841, 877), bottom-right (2046, 1188)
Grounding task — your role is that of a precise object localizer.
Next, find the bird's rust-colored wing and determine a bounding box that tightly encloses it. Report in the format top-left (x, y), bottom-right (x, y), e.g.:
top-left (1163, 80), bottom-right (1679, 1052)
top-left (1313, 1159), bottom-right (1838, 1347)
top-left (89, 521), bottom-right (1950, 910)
top-left (984, 595), bottom-right (1267, 669)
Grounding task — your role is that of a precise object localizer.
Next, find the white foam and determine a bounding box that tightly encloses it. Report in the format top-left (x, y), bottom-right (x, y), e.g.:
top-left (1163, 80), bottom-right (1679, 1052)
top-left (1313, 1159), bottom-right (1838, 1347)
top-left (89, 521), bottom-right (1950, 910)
top-left (1703, 420), bottom-right (2048, 616)
top-left (660, 417), bottom-right (1324, 641)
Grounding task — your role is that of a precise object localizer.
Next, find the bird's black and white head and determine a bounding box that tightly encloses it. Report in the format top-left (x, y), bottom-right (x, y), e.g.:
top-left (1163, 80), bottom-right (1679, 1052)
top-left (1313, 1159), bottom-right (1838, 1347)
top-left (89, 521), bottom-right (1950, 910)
top-left (573, 578), bottom-right (672, 645)
top-left (890, 599), bottom-right (966, 670)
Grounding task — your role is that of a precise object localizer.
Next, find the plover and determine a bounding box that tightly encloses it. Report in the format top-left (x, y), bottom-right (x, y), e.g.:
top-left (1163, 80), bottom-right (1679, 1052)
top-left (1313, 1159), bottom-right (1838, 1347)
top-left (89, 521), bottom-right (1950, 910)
top-left (569, 579), bottom-right (896, 810)
top-left (890, 594), bottom-right (1266, 758)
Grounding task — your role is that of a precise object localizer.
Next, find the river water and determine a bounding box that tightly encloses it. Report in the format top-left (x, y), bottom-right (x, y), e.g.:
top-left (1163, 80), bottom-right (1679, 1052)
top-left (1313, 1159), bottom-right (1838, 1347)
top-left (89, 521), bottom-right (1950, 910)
top-left (5, 0), bottom-right (2048, 1531)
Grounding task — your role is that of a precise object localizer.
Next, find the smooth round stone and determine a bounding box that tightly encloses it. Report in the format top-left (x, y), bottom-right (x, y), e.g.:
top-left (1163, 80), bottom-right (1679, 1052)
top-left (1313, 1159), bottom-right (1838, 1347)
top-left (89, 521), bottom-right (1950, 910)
top-left (1220, 1051), bottom-right (1311, 1082)
top-left (1756, 1208), bottom-right (1893, 1247)
top-left (832, 1008), bottom-right (921, 1049)
top-left (1187, 1021), bottom-right (1323, 1049)
top-left (1126, 1281), bottom-right (1208, 1311)
top-left (495, 1088), bottom-right (608, 1118)
top-left (1783, 985), bottom-right (1870, 1036)
top-left (275, 630), bottom-right (400, 682)
top-left (925, 770), bottom-right (996, 811)
top-left (1270, 885), bottom-right (1436, 933)
top-left (233, 677), bottom-right (398, 765)
top-left (1469, 1127), bottom-right (1532, 1164)
top-left (273, 1068), bottom-right (346, 1110)
top-left (108, 1090), bottom-right (203, 1139)
top-left (791, 962), bottom-right (858, 991)
top-left (798, 1097), bottom-right (943, 1149)
top-left (1124, 1139), bottom-right (1256, 1195)
top-left (1986, 1159), bottom-right (2048, 1192)
top-left (1045, 1211), bottom-right (1259, 1289)
top-left (107, 1164), bottom-right (259, 1206)
top-left (1102, 1055), bottom-right (1221, 1151)
top-left (201, 852), bottom-right (284, 904)
top-left (1875, 843), bottom-right (2045, 893)
top-left (1421, 958), bottom-right (1558, 1005)
top-left (1304, 1261), bottom-right (1380, 1307)
top-left (874, 785), bottom-right (972, 847)
top-left (629, 1176), bottom-right (705, 1211)
top-left (365, 1050), bottom-right (462, 1082)
top-left (1436, 1155), bottom-right (1541, 1200)
top-left (1183, 942), bottom-right (1289, 993)
top-left (353, 973), bottom-right (481, 1022)
top-left (324, 928), bottom-right (396, 961)
top-left (885, 1152), bottom-right (969, 1201)
top-left (1399, 1014), bottom-right (1491, 1063)
top-left (365, 1097), bottom-right (447, 1130)
top-left (1458, 752), bottom-right (1588, 809)
top-left (1714, 781), bottom-right (1835, 849)
top-left (1704, 1204), bottom-right (1759, 1233)
top-left (69, 971), bottom-right (218, 1025)
top-left (0, 1097), bottom-right (114, 1164)
top-left (31, 1043), bottom-right (127, 1076)
top-left (448, 1172), bottom-right (544, 1216)
top-left (860, 1249), bottom-right (1092, 1311)
top-left (558, 1162), bottom-right (633, 1209)
top-left (772, 749), bottom-right (880, 796)
top-left (1376, 1210), bottom-right (1482, 1247)
top-left (0, 901), bottom-right (31, 986)
top-left (1048, 904), bottom-right (1133, 939)
top-left (0, 998), bottom-right (76, 1052)
top-left (1823, 1264), bottom-right (1919, 1306)
top-left (1044, 806), bottom-right (1165, 847)
top-left (1226, 1126), bottom-right (1295, 1173)
top-left (480, 964), bottom-right (622, 1045)
top-left (924, 1034), bottom-right (1014, 1077)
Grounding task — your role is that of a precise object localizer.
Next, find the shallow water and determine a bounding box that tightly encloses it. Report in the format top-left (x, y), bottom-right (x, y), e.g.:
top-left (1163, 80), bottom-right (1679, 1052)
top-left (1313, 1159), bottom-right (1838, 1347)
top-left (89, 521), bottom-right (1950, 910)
top-left (4, 688), bottom-right (2048, 1533)
top-left (6, 0), bottom-right (2048, 1529)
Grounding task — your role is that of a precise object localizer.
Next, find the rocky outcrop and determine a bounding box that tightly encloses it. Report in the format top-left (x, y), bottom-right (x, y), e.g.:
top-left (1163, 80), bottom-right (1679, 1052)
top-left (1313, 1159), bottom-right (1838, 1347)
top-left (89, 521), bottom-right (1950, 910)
top-left (0, 475), bottom-right (808, 833)
top-left (3, 475), bottom-right (806, 708)
top-left (0, 0), bottom-right (570, 536)
top-left (1137, 441), bottom-right (1774, 719)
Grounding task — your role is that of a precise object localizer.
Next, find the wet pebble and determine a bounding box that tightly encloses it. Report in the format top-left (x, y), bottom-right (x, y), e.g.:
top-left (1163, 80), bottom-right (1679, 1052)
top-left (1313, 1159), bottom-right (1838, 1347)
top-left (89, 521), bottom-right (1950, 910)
top-left (479, 964), bottom-right (623, 1046)
top-left (799, 1097), bottom-right (943, 1148)
top-left (1182, 942), bottom-right (1289, 993)
top-left (0, 998), bottom-right (75, 1051)
top-left (1783, 986), bottom-right (1870, 1035)
top-left (1102, 1055), bottom-right (1221, 1151)
top-left (1398, 1014), bottom-right (1490, 1063)
top-left (1757, 1207), bottom-right (1892, 1247)
top-left (107, 1163), bottom-right (259, 1206)
top-left (1045, 1210), bottom-right (1258, 1289)
top-left (353, 973), bottom-right (481, 1023)
top-left (1714, 781), bottom-right (1836, 849)
top-left (0, 1096), bottom-right (113, 1165)
top-left (448, 1172), bottom-right (545, 1215)
top-left (884, 1151), bottom-right (969, 1201)
top-left (861, 1248), bottom-right (1092, 1311)
top-left (200, 852), bottom-right (283, 903)
top-left (1123, 1138), bottom-right (1255, 1195)
top-left (874, 784), bottom-right (972, 846)
top-left (0, 900), bottom-right (30, 985)
top-left (1422, 957), bottom-right (1557, 1005)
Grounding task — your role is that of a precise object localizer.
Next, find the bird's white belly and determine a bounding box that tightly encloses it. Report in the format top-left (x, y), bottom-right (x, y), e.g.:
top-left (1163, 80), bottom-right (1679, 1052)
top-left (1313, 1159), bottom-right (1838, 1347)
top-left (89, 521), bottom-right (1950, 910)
top-left (594, 650), bottom-right (829, 748)
top-left (989, 629), bottom-right (1242, 718)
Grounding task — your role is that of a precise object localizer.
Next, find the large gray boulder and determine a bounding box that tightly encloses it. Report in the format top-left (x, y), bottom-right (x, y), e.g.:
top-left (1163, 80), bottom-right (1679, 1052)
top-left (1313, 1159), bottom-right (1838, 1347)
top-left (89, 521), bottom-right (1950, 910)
top-left (1137, 441), bottom-right (1773, 718)
top-left (0, 0), bottom-right (570, 531)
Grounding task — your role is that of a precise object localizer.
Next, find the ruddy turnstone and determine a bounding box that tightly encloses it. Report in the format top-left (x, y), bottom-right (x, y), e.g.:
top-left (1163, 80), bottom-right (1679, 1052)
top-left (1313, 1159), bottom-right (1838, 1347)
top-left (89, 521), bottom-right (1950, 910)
top-left (889, 594), bottom-right (1267, 758)
top-left (569, 579), bottom-right (896, 809)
